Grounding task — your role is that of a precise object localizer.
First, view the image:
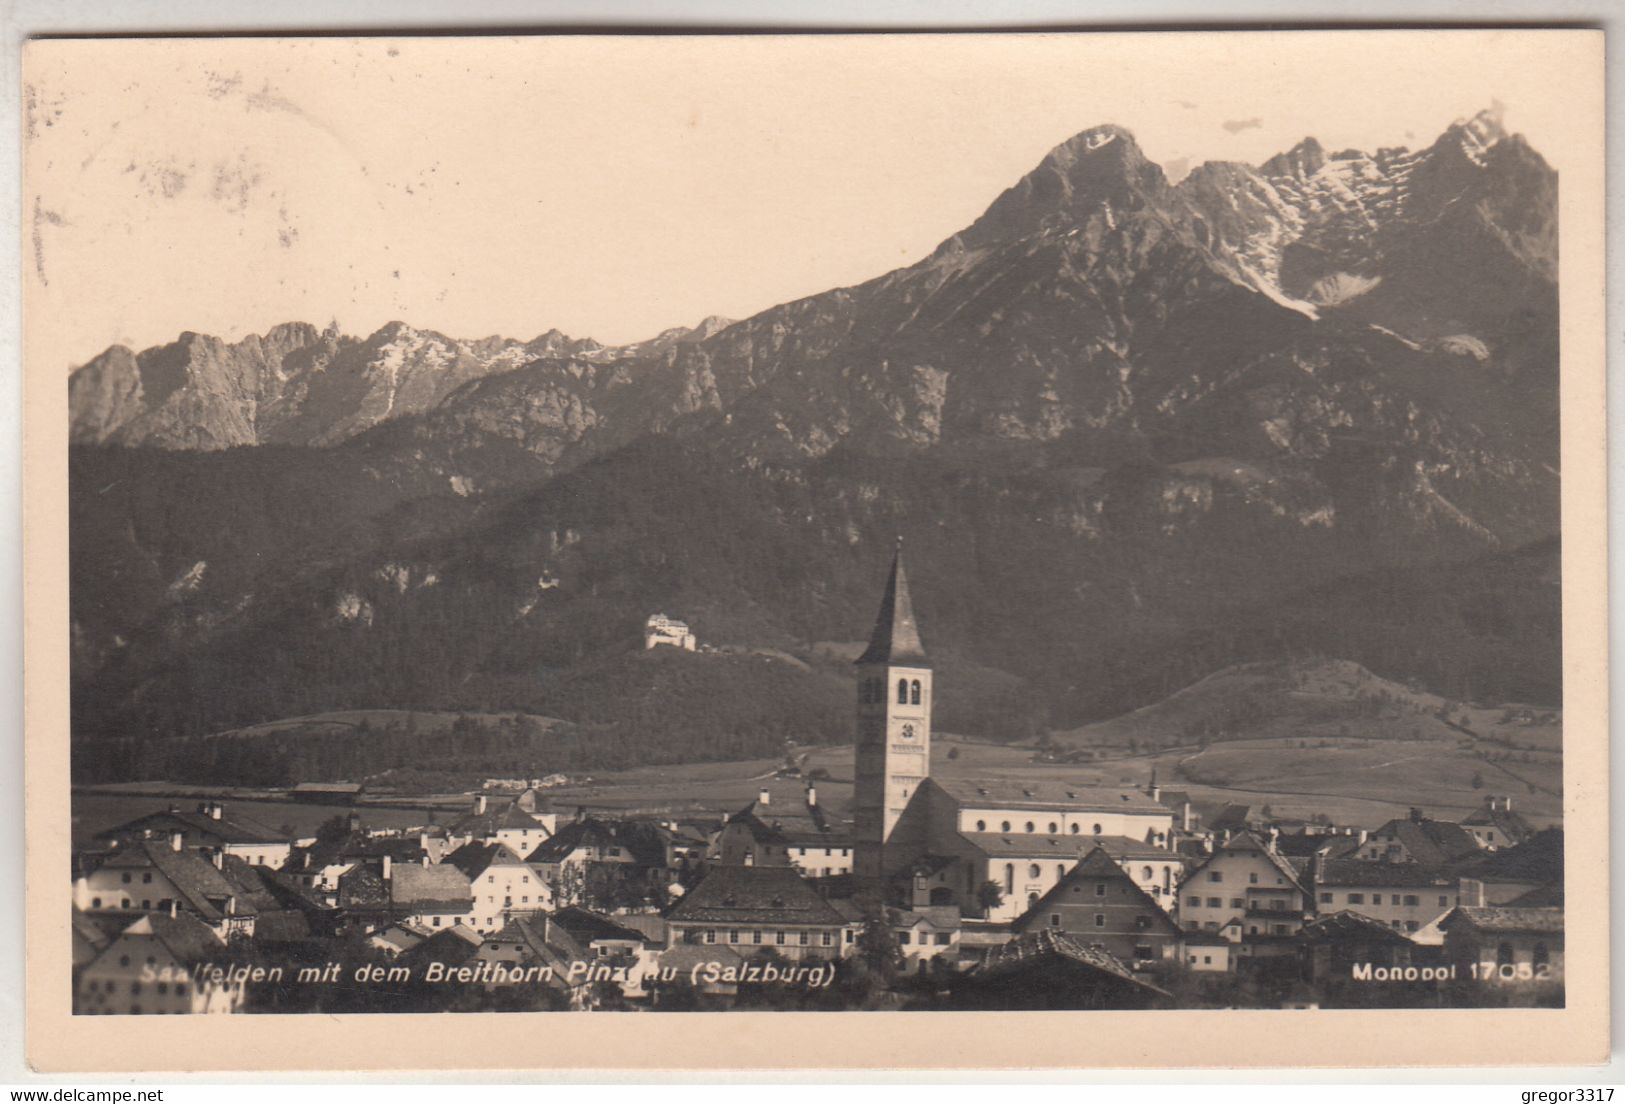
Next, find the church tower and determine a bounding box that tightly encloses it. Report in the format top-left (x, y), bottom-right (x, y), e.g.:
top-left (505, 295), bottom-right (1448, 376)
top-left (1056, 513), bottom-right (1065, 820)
top-left (853, 540), bottom-right (932, 888)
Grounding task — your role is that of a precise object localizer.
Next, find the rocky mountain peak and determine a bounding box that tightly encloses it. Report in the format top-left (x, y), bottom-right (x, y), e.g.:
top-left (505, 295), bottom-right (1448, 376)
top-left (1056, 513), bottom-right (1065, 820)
top-left (957, 123), bottom-right (1169, 249)
top-left (1261, 136), bottom-right (1326, 180)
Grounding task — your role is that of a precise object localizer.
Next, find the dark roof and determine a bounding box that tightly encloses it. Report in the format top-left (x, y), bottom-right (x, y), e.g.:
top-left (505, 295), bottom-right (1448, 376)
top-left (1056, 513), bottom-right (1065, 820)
top-left (1371, 818), bottom-right (1481, 865)
top-left (1315, 860), bottom-right (1456, 888)
top-left (97, 806), bottom-right (288, 846)
top-left (110, 912), bottom-right (225, 967)
top-left (525, 817), bottom-right (620, 863)
top-left (1275, 831), bottom-right (1362, 859)
top-left (443, 841), bottom-right (528, 880)
top-left (448, 802), bottom-right (548, 837)
top-left (938, 778), bottom-right (1168, 815)
top-left (1180, 931), bottom-right (1232, 947)
top-left (1454, 829), bottom-right (1563, 883)
top-left (101, 840), bottom-right (250, 922)
top-left (1441, 906), bottom-right (1563, 935)
top-left (974, 929), bottom-right (1168, 996)
top-left (1507, 883), bottom-right (1564, 908)
top-left (549, 906), bottom-right (651, 945)
top-left (665, 865), bottom-right (848, 926)
top-left (726, 796), bottom-right (843, 847)
top-left (1299, 910), bottom-right (1416, 945)
top-left (1208, 804), bottom-right (1257, 833)
top-left (252, 910), bottom-right (315, 943)
top-left (855, 546), bottom-right (929, 668)
top-left (1460, 804), bottom-right (1536, 840)
top-left (389, 864), bottom-right (472, 911)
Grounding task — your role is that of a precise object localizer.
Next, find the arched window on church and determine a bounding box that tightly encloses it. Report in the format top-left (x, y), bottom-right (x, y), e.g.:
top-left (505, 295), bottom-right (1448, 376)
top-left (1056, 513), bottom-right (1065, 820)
top-left (1003, 864), bottom-right (1014, 894)
top-left (897, 679), bottom-right (908, 705)
top-left (1093, 824), bottom-right (1103, 835)
top-left (1070, 824), bottom-right (1080, 835)
top-left (911, 679), bottom-right (922, 705)
top-left (1028, 863), bottom-right (1041, 879)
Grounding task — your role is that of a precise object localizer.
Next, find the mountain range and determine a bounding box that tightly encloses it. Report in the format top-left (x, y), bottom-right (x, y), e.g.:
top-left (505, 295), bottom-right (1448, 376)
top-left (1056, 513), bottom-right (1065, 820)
top-left (67, 108), bottom-right (1562, 782)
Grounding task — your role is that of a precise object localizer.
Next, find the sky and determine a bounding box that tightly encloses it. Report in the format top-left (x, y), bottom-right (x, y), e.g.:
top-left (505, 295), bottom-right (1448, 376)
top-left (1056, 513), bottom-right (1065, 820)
top-left (23, 31), bottom-right (1585, 375)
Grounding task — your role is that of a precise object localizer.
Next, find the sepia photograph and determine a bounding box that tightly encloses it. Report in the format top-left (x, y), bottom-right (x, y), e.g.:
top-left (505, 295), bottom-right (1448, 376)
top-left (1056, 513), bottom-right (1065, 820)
top-left (20, 28), bottom-right (1608, 1070)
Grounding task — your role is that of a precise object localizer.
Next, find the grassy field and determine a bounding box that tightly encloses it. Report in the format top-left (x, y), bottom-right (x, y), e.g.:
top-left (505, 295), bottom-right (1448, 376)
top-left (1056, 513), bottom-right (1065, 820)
top-left (1055, 658), bottom-right (1562, 755)
top-left (76, 656), bottom-right (1562, 839)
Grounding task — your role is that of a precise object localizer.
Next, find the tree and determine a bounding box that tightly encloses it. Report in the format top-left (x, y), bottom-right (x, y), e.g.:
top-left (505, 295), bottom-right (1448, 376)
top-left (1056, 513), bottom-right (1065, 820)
top-left (315, 814), bottom-right (352, 843)
top-left (855, 915), bottom-right (903, 980)
top-left (975, 880), bottom-right (1005, 917)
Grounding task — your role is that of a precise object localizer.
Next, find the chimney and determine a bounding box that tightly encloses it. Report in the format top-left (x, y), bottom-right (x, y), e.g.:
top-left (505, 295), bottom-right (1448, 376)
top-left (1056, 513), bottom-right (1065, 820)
top-left (758, 789), bottom-right (770, 807)
top-left (1309, 853), bottom-right (1325, 888)
top-left (1357, 829), bottom-right (1369, 846)
top-left (381, 855), bottom-right (392, 881)
top-left (805, 786), bottom-right (818, 808)
top-left (210, 849), bottom-right (224, 869)
top-left (347, 812), bottom-right (362, 833)
top-left (476, 795), bottom-right (488, 815)
top-left (1181, 802), bottom-right (1192, 833)
top-left (209, 803), bottom-right (223, 821)
top-left (169, 830), bottom-right (184, 852)
top-left (167, 899), bottom-right (179, 919)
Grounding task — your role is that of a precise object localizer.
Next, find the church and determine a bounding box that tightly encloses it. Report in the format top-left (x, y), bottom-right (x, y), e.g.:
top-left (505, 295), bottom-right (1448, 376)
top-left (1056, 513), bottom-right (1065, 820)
top-left (852, 544), bottom-right (1177, 923)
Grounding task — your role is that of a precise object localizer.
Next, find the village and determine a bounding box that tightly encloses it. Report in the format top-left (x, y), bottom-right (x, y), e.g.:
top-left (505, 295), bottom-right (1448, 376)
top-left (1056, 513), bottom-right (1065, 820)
top-left (68, 553), bottom-right (1564, 1015)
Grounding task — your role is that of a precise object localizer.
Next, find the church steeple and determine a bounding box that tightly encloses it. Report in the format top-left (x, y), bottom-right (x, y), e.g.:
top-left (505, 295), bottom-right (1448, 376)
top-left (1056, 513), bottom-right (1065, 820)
top-left (856, 539), bottom-right (930, 668)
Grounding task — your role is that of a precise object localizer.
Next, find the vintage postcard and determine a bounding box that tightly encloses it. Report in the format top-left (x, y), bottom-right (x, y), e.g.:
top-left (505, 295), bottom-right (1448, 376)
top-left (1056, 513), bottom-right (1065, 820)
top-left (22, 29), bottom-right (1607, 1071)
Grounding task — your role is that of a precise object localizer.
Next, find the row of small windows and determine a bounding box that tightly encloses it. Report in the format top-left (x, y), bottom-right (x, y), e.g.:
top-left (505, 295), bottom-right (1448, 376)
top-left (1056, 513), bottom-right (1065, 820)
top-left (1316, 892), bottom-right (1448, 907)
top-left (83, 979), bottom-right (187, 996)
top-left (697, 928), bottom-right (844, 947)
top-left (859, 678), bottom-right (924, 705)
top-left (975, 819), bottom-right (1104, 835)
top-left (1207, 871), bottom-right (1284, 885)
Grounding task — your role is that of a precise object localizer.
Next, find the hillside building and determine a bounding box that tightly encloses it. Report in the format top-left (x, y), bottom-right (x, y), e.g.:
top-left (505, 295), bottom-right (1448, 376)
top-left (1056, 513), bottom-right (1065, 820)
top-left (644, 613), bottom-right (696, 651)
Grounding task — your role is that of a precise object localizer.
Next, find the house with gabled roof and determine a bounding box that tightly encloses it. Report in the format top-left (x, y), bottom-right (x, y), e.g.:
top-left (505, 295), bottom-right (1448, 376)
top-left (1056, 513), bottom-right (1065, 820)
top-left (1012, 845), bottom-right (1181, 968)
top-left (1176, 830), bottom-right (1312, 964)
top-left (1458, 795), bottom-right (1536, 851)
top-left (1450, 828), bottom-right (1563, 905)
top-left (664, 865), bottom-right (859, 962)
top-left (95, 802), bottom-right (293, 869)
top-left (387, 862), bottom-right (474, 931)
top-left (1439, 905), bottom-right (1563, 984)
top-left (1358, 813), bottom-right (1482, 865)
top-left (74, 838), bottom-right (260, 938)
top-left (1297, 909), bottom-right (1418, 984)
top-left (712, 784), bottom-right (854, 879)
top-left (946, 928), bottom-right (1170, 1010)
top-left (446, 794), bottom-right (554, 854)
top-left (888, 905), bottom-right (963, 974)
top-left (75, 912), bottom-right (240, 1016)
top-left (1311, 857), bottom-right (1462, 935)
top-left (445, 841), bottom-right (548, 931)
